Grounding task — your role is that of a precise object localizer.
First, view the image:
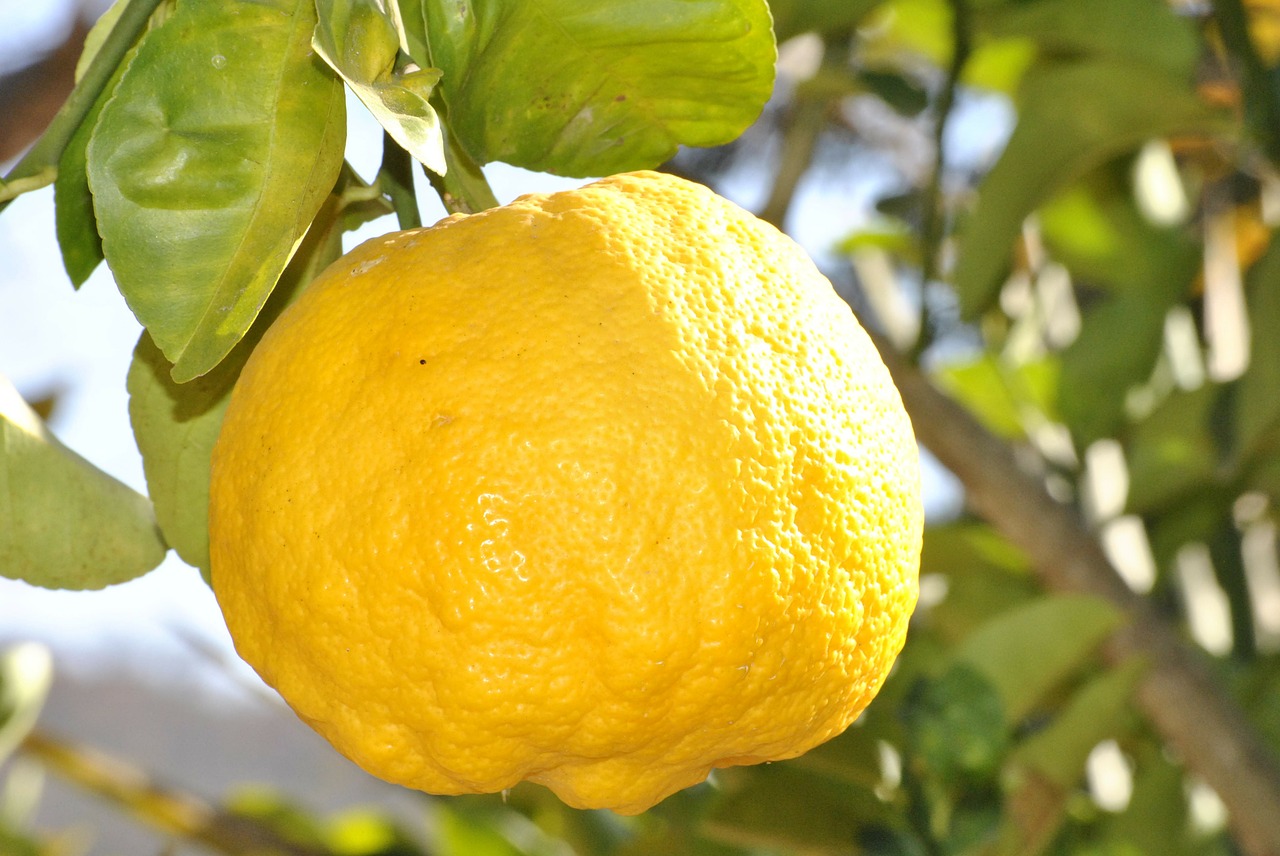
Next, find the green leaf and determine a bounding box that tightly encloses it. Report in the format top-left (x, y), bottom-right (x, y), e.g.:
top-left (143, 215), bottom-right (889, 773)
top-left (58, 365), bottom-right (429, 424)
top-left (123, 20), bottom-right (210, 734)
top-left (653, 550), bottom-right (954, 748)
top-left (952, 58), bottom-right (1224, 318)
top-left (312, 0), bottom-right (446, 175)
top-left (1003, 658), bottom-right (1145, 855)
top-left (770, 0), bottom-right (886, 41)
top-left (0, 376), bottom-right (166, 589)
top-left (1125, 385), bottom-right (1225, 516)
top-left (401, 0), bottom-right (776, 177)
top-left (87, 0), bottom-right (346, 382)
top-left (0, 644), bottom-right (52, 765)
top-left (902, 663), bottom-right (1009, 782)
top-left (980, 0), bottom-right (1199, 77)
top-left (704, 763), bottom-right (888, 855)
top-left (1058, 295), bottom-right (1170, 446)
top-left (1237, 236), bottom-right (1280, 457)
top-left (934, 354), bottom-right (1060, 440)
top-left (1038, 171), bottom-right (1200, 297)
top-left (129, 185), bottom-right (352, 578)
top-left (922, 521), bottom-right (1039, 642)
top-left (955, 594), bottom-right (1123, 722)
top-left (55, 0), bottom-right (162, 288)
top-left (1012, 659), bottom-right (1145, 788)
top-left (1103, 746), bottom-right (1196, 856)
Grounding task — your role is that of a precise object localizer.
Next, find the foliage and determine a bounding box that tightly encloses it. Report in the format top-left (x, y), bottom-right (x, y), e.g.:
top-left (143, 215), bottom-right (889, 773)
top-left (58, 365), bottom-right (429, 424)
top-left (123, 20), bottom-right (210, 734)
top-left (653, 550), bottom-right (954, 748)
top-left (4, 0), bottom-right (1280, 853)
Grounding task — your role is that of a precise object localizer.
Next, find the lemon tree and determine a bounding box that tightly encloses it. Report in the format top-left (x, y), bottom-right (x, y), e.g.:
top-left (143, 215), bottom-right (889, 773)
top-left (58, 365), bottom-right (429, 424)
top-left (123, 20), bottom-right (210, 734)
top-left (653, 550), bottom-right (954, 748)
top-left (8, 0), bottom-right (1280, 854)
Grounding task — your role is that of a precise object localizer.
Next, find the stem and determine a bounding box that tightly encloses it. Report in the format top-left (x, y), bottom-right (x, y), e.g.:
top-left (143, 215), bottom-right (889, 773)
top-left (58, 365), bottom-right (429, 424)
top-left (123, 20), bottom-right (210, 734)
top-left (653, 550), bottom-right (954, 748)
top-left (425, 95), bottom-right (499, 215)
top-left (19, 730), bottom-right (331, 856)
top-left (759, 39), bottom-right (830, 229)
top-left (1213, 0), bottom-right (1280, 168)
top-left (869, 332), bottom-right (1280, 856)
top-left (378, 131), bottom-right (423, 229)
top-left (914, 0), bottom-right (971, 359)
top-left (0, 0), bottom-right (164, 213)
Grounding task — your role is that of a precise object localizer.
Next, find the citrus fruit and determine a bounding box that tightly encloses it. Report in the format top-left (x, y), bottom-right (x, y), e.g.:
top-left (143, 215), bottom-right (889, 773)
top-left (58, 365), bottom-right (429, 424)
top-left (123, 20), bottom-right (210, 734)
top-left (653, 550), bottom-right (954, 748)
top-left (209, 170), bottom-right (922, 814)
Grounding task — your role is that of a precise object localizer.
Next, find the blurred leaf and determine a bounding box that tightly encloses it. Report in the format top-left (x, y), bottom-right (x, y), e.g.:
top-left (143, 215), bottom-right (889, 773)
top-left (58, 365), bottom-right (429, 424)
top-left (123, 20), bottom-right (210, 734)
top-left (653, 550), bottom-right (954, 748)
top-left (312, 0), bottom-right (446, 175)
top-left (1013, 658), bottom-right (1145, 787)
top-left (0, 645), bottom-right (53, 765)
top-left (1003, 659), bottom-right (1144, 856)
top-left (399, 0), bottom-right (776, 177)
top-left (87, 0), bottom-right (346, 382)
top-left (1058, 294), bottom-right (1171, 446)
top-left (0, 375), bottom-right (167, 589)
top-left (955, 595), bottom-right (1123, 722)
top-left (964, 37), bottom-right (1038, 94)
top-left (935, 353), bottom-right (1060, 440)
top-left (980, 0), bottom-right (1198, 76)
top-left (922, 521), bottom-right (1040, 642)
top-left (862, 0), bottom-right (953, 67)
top-left (953, 58), bottom-right (1223, 318)
top-left (434, 803), bottom-right (524, 856)
top-left (326, 807), bottom-right (427, 856)
top-left (789, 725), bottom-right (885, 791)
top-left (1237, 235), bottom-right (1280, 458)
top-left (856, 69), bottom-right (928, 116)
top-left (1038, 173), bottom-right (1199, 297)
top-left (1102, 745), bottom-right (1194, 856)
top-left (903, 662), bottom-right (1009, 782)
top-left (704, 763), bottom-right (887, 855)
top-left (771, 0), bottom-right (885, 41)
top-left (1125, 385), bottom-right (1224, 515)
top-left (128, 184), bottom-right (352, 578)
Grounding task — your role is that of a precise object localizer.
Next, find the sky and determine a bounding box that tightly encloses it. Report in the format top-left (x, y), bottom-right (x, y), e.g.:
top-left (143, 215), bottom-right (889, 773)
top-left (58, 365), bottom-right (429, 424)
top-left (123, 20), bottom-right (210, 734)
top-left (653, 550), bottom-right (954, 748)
top-left (0, 2), bottom-right (972, 691)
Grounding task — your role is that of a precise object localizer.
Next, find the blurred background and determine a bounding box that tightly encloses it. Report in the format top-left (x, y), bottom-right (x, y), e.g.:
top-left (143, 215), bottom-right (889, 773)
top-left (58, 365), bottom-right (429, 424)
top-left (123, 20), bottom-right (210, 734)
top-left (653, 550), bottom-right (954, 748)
top-left (4, 0), bottom-right (1280, 854)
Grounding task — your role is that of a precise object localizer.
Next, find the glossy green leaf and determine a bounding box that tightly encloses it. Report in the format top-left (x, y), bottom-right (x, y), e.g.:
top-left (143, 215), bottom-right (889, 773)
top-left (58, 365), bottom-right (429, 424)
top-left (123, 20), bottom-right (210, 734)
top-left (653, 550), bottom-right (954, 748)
top-left (400, 0), bottom-right (776, 177)
top-left (313, 0), bottom-right (446, 175)
top-left (128, 185), bottom-right (355, 578)
top-left (0, 644), bottom-right (52, 765)
top-left (955, 594), bottom-right (1122, 722)
top-left (55, 0), bottom-right (161, 288)
top-left (953, 58), bottom-right (1223, 318)
top-left (87, 0), bottom-right (346, 382)
top-left (980, 0), bottom-right (1198, 77)
top-left (770, 0), bottom-right (885, 41)
top-left (0, 375), bottom-right (166, 589)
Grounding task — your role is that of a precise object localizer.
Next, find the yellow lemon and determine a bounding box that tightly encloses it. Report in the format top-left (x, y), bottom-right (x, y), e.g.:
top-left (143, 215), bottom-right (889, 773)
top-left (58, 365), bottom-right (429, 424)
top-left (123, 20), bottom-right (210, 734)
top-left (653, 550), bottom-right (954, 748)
top-left (209, 170), bottom-right (922, 814)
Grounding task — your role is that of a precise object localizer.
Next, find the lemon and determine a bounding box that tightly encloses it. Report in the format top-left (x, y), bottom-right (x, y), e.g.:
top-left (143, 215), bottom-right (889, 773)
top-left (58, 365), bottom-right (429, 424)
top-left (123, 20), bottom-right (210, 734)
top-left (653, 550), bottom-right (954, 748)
top-left (209, 170), bottom-right (922, 814)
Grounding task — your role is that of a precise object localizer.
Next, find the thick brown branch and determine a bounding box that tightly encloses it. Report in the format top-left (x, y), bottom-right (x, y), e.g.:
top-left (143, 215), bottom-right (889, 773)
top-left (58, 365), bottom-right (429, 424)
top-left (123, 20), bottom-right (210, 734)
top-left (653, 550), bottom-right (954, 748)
top-left (873, 335), bottom-right (1280, 856)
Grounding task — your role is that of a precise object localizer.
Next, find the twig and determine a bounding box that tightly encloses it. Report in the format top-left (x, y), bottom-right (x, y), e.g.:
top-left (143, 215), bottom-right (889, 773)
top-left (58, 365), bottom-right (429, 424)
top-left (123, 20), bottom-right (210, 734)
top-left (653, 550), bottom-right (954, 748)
top-left (869, 332), bottom-right (1280, 856)
top-left (759, 38), bottom-right (831, 229)
top-left (378, 131), bottom-right (423, 230)
top-left (424, 95), bottom-right (499, 215)
top-left (18, 730), bottom-right (331, 856)
top-left (0, 0), bottom-right (164, 213)
top-left (914, 0), bottom-right (971, 358)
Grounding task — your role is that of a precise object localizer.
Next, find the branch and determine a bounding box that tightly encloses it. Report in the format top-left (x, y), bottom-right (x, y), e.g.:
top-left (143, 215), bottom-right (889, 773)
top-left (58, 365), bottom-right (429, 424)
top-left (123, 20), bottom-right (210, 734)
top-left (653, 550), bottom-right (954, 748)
top-left (0, 0), bottom-right (164, 213)
top-left (915, 0), bottom-right (971, 357)
top-left (871, 334), bottom-right (1280, 856)
top-left (19, 730), bottom-right (332, 856)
